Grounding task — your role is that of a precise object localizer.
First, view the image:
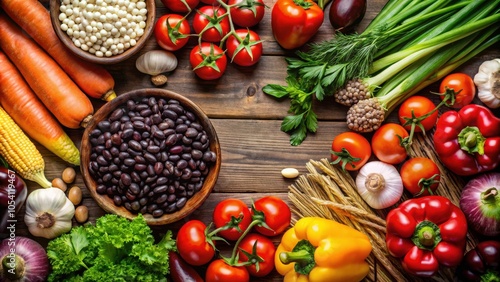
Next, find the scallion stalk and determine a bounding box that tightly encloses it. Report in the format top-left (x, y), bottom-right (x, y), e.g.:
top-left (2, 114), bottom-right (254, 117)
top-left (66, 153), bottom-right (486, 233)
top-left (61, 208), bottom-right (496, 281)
top-left (346, 26), bottom-right (500, 133)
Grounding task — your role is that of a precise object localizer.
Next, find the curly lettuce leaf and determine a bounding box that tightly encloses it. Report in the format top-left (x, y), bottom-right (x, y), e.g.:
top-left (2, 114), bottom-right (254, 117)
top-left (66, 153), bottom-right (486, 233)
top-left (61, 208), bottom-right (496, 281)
top-left (46, 214), bottom-right (176, 281)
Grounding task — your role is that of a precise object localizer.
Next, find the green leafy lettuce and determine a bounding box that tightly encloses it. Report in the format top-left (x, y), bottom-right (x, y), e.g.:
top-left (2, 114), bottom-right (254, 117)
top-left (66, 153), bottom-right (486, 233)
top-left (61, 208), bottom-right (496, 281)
top-left (46, 214), bottom-right (176, 282)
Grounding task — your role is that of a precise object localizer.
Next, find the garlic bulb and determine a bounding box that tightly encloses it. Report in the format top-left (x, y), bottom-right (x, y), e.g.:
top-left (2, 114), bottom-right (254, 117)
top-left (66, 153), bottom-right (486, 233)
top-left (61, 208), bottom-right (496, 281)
top-left (356, 161), bottom-right (403, 209)
top-left (473, 58), bottom-right (500, 108)
top-left (136, 50), bottom-right (178, 86)
top-left (24, 188), bottom-right (75, 239)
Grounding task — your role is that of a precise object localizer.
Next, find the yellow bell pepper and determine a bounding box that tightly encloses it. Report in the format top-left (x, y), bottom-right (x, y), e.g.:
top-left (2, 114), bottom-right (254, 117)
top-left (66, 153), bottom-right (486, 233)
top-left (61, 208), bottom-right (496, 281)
top-left (275, 217), bottom-right (372, 282)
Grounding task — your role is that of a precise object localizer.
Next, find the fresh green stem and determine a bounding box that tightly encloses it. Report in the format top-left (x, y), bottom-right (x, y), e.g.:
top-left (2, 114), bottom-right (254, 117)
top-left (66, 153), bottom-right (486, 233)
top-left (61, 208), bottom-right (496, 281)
top-left (388, 0), bottom-right (485, 49)
top-left (227, 219), bottom-right (261, 264)
top-left (367, 42), bottom-right (448, 88)
top-left (379, 28), bottom-right (500, 115)
top-left (383, 0), bottom-right (449, 31)
top-left (377, 33), bottom-right (477, 110)
top-left (376, 9), bottom-right (457, 59)
top-left (371, 12), bottom-right (500, 73)
top-left (364, 0), bottom-right (419, 33)
top-left (381, 28), bottom-right (500, 116)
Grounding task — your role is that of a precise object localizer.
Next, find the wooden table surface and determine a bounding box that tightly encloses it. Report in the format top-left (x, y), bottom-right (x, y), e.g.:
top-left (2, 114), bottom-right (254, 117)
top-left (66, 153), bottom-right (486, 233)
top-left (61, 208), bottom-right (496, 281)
top-left (9, 0), bottom-right (500, 281)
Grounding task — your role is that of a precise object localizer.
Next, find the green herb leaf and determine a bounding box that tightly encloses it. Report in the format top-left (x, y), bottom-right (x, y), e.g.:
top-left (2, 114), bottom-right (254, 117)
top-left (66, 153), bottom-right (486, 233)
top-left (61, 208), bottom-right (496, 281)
top-left (262, 84), bottom-right (289, 98)
top-left (281, 113), bottom-right (304, 132)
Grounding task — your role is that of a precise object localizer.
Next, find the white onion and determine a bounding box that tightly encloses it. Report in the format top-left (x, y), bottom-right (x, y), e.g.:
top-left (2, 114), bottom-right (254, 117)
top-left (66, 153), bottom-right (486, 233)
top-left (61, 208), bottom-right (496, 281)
top-left (356, 161), bottom-right (403, 209)
top-left (0, 236), bottom-right (49, 281)
top-left (460, 172), bottom-right (500, 237)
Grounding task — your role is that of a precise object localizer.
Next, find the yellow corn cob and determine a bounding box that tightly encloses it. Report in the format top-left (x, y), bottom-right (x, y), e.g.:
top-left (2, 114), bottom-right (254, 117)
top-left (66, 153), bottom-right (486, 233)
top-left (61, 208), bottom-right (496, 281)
top-left (0, 106), bottom-right (51, 187)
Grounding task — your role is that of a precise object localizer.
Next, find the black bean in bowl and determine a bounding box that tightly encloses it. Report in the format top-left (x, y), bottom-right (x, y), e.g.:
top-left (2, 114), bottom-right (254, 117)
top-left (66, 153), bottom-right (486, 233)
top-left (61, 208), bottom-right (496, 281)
top-left (87, 96), bottom-right (217, 218)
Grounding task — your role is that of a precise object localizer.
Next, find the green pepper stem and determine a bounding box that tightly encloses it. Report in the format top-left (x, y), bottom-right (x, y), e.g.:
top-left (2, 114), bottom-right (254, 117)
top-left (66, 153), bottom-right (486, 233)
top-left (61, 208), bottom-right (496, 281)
top-left (458, 126), bottom-right (486, 155)
top-left (411, 220), bottom-right (442, 251)
top-left (279, 249), bottom-right (312, 265)
top-left (2, 254), bottom-right (25, 280)
top-left (417, 226), bottom-right (436, 247)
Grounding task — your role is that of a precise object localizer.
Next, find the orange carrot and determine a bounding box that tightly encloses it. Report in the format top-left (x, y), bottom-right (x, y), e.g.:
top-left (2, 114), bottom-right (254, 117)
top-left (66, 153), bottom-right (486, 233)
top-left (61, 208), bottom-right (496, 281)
top-left (0, 0), bottom-right (116, 101)
top-left (0, 50), bottom-right (81, 165)
top-left (0, 13), bottom-right (94, 129)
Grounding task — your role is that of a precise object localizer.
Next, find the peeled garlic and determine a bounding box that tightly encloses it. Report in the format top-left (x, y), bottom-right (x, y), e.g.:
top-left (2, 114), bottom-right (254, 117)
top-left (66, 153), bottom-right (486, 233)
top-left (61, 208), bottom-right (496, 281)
top-left (281, 167), bottom-right (300, 179)
top-left (136, 50), bottom-right (178, 86)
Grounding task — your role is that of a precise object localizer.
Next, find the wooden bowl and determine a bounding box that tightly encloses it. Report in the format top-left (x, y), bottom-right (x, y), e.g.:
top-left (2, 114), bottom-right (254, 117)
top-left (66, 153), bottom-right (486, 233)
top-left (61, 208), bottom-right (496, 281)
top-left (49, 0), bottom-right (155, 64)
top-left (80, 89), bottom-right (221, 225)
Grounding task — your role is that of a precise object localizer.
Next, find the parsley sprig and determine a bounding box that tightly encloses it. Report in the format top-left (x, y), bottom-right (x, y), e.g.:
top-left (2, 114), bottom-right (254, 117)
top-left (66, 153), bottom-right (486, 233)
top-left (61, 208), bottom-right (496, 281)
top-left (263, 31), bottom-right (384, 145)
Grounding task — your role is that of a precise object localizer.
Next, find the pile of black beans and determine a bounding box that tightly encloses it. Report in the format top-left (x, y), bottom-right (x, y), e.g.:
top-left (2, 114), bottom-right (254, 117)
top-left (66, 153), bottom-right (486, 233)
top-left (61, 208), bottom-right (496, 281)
top-left (88, 96), bottom-right (217, 218)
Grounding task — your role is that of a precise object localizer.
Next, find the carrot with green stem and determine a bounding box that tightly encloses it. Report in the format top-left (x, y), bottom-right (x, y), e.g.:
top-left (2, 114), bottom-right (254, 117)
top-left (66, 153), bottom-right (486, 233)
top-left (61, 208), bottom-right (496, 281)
top-left (0, 13), bottom-right (94, 129)
top-left (0, 0), bottom-right (116, 101)
top-left (0, 50), bottom-right (80, 166)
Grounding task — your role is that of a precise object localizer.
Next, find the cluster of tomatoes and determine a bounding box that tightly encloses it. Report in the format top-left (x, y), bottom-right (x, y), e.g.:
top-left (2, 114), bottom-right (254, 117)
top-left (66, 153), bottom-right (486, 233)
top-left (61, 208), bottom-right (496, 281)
top-left (175, 196), bottom-right (291, 281)
top-left (331, 73), bottom-right (476, 196)
top-left (154, 0), bottom-right (265, 80)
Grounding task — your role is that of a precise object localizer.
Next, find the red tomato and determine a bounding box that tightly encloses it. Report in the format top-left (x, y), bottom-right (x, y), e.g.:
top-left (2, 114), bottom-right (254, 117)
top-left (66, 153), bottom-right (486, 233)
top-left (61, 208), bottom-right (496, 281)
top-left (176, 220), bottom-right (215, 266)
top-left (154, 14), bottom-right (191, 51)
top-left (252, 196), bottom-right (290, 236)
top-left (271, 0), bottom-right (323, 49)
top-left (237, 233), bottom-right (276, 277)
top-left (213, 198), bottom-right (252, 241)
top-left (228, 0), bottom-right (265, 27)
top-left (439, 73), bottom-right (476, 109)
top-left (193, 6), bottom-right (230, 42)
top-left (160, 0), bottom-right (199, 13)
top-left (206, 259), bottom-right (250, 282)
top-left (398, 96), bottom-right (438, 133)
top-left (400, 157), bottom-right (441, 197)
top-left (371, 123), bottom-right (409, 164)
top-left (225, 29), bottom-right (263, 67)
top-left (330, 131), bottom-right (371, 171)
top-left (190, 43), bottom-right (228, 80)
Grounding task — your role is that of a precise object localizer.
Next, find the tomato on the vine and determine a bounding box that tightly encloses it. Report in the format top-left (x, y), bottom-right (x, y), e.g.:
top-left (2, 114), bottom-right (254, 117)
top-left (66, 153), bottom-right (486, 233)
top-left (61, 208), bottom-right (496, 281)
top-left (252, 196), bottom-right (290, 236)
top-left (228, 0), bottom-right (265, 27)
top-left (213, 198), bottom-right (252, 241)
top-left (176, 220), bottom-right (215, 266)
top-left (398, 96), bottom-right (438, 133)
top-left (330, 131), bottom-right (371, 171)
top-left (190, 43), bottom-right (228, 80)
top-left (160, 0), bottom-right (199, 13)
top-left (193, 6), bottom-right (230, 42)
top-left (238, 233), bottom-right (276, 277)
top-left (154, 14), bottom-right (191, 51)
top-left (225, 29), bottom-right (263, 67)
top-left (439, 73), bottom-right (476, 109)
top-left (371, 123), bottom-right (409, 165)
top-left (206, 259), bottom-right (250, 282)
top-left (400, 157), bottom-right (441, 197)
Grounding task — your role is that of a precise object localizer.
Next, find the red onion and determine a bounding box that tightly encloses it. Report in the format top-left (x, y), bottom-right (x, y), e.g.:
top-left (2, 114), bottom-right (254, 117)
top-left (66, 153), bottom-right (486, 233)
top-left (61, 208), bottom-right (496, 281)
top-left (460, 172), bottom-right (500, 237)
top-left (0, 236), bottom-right (49, 281)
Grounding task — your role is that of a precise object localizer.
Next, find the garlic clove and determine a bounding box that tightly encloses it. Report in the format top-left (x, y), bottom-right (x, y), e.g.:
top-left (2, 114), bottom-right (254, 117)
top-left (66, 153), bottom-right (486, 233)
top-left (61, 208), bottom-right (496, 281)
top-left (151, 74), bottom-right (168, 86)
top-left (136, 50), bottom-right (177, 86)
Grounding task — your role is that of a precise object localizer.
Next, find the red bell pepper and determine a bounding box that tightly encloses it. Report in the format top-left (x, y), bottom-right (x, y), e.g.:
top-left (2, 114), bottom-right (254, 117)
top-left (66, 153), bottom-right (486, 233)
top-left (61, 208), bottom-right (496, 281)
top-left (385, 196), bottom-right (468, 277)
top-left (271, 0), bottom-right (324, 50)
top-left (433, 104), bottom-right (500, 176)
top-left (456, 240), bottom-right (500, 282)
